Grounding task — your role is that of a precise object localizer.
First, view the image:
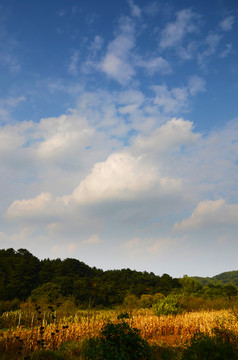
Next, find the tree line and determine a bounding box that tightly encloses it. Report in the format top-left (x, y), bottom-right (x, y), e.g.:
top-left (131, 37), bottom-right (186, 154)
top-left (0, 248), bottom-right (237, 310)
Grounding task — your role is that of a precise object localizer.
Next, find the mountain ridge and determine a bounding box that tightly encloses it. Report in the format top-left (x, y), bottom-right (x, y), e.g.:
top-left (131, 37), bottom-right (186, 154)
top-left (194, 270), bottom-right (238, 286)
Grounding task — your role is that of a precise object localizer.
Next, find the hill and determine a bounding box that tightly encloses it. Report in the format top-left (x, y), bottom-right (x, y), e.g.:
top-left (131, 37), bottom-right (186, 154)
top-left (194, 270), bottom-right (238, 286)
top-left (0, 248), bottom-right (180, 305)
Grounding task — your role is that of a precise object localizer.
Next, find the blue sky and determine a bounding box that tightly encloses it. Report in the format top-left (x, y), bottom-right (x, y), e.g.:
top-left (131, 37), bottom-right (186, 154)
top-left (0, 0), bottom-right (238, 277)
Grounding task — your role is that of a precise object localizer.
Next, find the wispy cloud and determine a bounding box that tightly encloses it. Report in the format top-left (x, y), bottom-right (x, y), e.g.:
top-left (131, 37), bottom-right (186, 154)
top-left (128, 0), bottom-right (141, 18)
top-left (219, 16), bottom-right (235, 31)
top-left (100, 16), bottom-right (136, 85)
top-left (82, 234), bottom-right (101, 244)
top-left (198, 33), bottom-right (222, 67)
top-left (187, 75), bottom-right (206, 95)
top-left (143, 2), bottom-right (160, 17)
top-left (160, 9), bottom-right (200, 49)
top-left (152, 75), bottom-right (205, 114)
top-left (219, 43), bottom-right (232, 58)
top-left (89, 35), bottom-right (104, 54)
top-left (0, 96), bottom-right (26, 122)
top-left (68, 50), bottom-right (80, 76)
top-left (136, 56), bottom-right (172, 75)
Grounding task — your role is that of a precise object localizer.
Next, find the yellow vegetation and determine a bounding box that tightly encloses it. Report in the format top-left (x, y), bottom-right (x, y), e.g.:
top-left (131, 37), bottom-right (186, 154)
top-left (0, 309), bottom-right (238, 355)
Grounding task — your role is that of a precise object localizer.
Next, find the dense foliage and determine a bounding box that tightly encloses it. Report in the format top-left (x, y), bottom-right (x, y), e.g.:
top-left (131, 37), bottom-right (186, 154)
top-left (81, 317), bottom-right (151, 360)
top-left (0, 248), bottom-right (237, 311)
top-left (194, 270), bottom-right (238, 287)
top-left (182, 328), bottom-right (238, 360)
top-left (0, 248), bottom-right (181, 307)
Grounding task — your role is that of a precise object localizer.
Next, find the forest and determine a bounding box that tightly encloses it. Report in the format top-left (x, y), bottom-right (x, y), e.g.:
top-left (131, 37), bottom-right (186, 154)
top-left (0, 248), bottom-right (237, 310)
top-left (1, 248), bottom-right (238, 359)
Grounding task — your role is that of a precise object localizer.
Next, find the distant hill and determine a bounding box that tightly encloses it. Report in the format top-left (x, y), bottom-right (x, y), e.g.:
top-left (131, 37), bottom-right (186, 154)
top-left (194, 271), bottom-right (238, 287)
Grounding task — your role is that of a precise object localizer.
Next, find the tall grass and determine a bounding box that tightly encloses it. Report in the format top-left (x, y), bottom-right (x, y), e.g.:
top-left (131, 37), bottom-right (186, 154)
top-left (1, 308), bottom-right (238, 356)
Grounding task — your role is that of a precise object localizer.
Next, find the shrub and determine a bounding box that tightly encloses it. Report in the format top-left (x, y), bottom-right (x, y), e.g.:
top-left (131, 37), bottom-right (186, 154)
top-left (81, 318), bottom-right (151, 360)
top-left (182, 327), bottom-right (238, 360)
top-left (59, 341), bottom-right (83, 358)
top-left (123, 294), bottom-right (139, 311)
top-left (0, 299), bottom-right (20, 315)
top-left (30, 350), bottom-right (65, 360)
top-left (153, 294), bottom-right (183, 316)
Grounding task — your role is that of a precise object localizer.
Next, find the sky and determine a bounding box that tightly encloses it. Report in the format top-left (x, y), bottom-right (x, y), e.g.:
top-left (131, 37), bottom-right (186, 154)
top-left (0, 0), bottom-right (238, 277)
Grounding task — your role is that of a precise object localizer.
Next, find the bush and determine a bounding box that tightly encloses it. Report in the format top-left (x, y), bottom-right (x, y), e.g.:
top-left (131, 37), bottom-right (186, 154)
top-left (30, 350), bottom-right (65, 360)
top-left (123, 294), bottom-right (139, 311)
top-left (59, 341), bottom-right (83, 358)
top-left (153, 295), bottom-right (183, 316)
top-left (81, 318), bottom-right (151, 360)
top-left (0, 299), bottom-right (20, 315)
top-left (182, 327), bottom-right (238, 360)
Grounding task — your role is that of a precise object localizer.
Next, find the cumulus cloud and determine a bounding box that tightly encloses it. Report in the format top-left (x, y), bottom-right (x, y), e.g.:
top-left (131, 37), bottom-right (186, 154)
top-left (3, 111), bottom-right (238, 275)
top-left (6, 193), bottom-right (54, 220)
top-left (132, 118), bottom-right (200, 156)
top-left (152, 85), bottom-right (189, 113)
top-left (174, 199), bottom-right (238, 231)
top-left (151, 75), bottom-right (206, 114)
top-left (5, 118), bottom-right (198, 226)
top-left (69, 151), bottom-right (171, 204)
top-left (36, 113), bottom-right (94, 161)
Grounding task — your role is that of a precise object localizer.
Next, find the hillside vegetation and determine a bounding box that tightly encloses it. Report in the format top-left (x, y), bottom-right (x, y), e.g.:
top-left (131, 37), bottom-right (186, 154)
top-left (1, 248), bottom-right (238, 359)
top-left (0, 248), bottom-right (238, 313)
top-left (194, 271), bottom-right (238, 287)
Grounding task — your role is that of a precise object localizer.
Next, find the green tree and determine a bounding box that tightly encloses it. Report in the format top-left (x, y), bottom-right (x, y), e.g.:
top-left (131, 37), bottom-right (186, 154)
top-left (30, 282), bottom-right (63, 304)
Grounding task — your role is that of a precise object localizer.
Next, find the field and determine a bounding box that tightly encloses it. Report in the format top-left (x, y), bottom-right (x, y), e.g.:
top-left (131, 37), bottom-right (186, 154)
top-left (1, 306), bottom-right (238, 358)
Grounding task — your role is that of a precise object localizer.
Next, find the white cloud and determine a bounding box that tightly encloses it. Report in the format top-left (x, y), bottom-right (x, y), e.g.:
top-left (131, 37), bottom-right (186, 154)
top-left (82, 234), bottom-right (101, 244)
top-left (174, 199), bottom-right (238, 231)
top-left (152, 76), bottom-right (206, 114)
top-left (198, 33), bottom-right (222, 67)
top-left (146, 236), bottom-right (174, 255)
top-left (0, 22), bottom-right (21, 74)
top-left (152, 85), bottom-right (189, 113)
top-left (133, 118), bottom-right (200, 154)
top-left (51, 242), bottom-right (77, 256)
top-left (137, 56), bottom-right (172, 75)
top-left (188, 75), bottom-right (206, 95)
top-left (128, 0), bottom-right (141, 18)
top-left (100, 17), bottom-right (135, 85)
top-left (69, 152), bottom-right (160, 204)
top-left (68, 50), bottom-right (80, 76)
top-left (5, 118), bottom-right (199, 226)
top-left (160, 9), bottom-right (200, 49)
top-left (0, 96), bottom-right (26, 122)
top-left (101, 53), bottom-right (135, 85)
top-left (89, 35), bottom-right (104, 54)
top-left (6, 192), bottom-right (53, 220)
top-left (36, 113), bottom-right (93, 161)
top-left (219, 16), bottom-right (235, 31)
top-left (219, 43), bottom-right (232, 58)
top-left (144, 2), bottom-right (160, 16)
top-left (2, 111), bottom-right (238, 275)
